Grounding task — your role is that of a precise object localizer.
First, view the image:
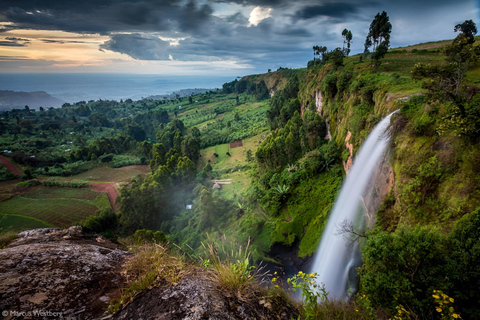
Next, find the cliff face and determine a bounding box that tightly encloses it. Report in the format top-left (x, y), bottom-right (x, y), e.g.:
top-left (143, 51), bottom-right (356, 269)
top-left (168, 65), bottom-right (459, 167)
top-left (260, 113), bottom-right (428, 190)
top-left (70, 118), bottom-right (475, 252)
top-left (0, 227), bottom-right (129, 319)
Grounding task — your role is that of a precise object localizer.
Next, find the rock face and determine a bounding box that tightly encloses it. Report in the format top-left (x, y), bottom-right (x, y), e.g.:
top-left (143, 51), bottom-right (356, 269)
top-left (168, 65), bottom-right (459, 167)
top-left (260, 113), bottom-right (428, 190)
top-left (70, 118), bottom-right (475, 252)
top-left (113, 272), bottom-right (298, 320)
top-left (343, 131), bottom-right (354, 174)
top-left (362, 150), bottom-right (395, 228)
top-left (0, 227), bottom-right (129, 320)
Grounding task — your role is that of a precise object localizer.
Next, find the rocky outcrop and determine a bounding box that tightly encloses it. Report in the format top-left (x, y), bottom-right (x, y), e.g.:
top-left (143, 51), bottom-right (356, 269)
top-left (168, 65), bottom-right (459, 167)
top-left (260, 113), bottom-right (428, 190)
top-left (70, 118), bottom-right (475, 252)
top-left (0, 227), bottom-right (129, 320)
top-left (113, 272), bottom-right (298, 320)
top-left (0, 227), bottom-right (299, 320)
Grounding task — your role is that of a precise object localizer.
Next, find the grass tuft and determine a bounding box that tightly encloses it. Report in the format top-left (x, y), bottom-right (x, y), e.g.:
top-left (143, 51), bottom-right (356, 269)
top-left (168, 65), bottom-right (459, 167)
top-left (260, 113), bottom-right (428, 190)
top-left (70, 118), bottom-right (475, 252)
top-left (202, 234), bottom-right (266, 299)
top-left (109, 243), bottom-right (190, 314)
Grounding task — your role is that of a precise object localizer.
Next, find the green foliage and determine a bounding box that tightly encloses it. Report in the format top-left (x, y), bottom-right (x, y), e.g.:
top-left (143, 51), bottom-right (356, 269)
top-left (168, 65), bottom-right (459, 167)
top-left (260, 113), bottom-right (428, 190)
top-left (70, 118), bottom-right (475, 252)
top-left (360, 225), bottom-right (449, 315)
top-left (288, 271), bottom-right (328, 319)
top-left (202, 236), bottom-right (262, 295)
top-left (364, 11), bottom-right (392, 72)
top-left (360, 210), bottom-right (480, 318)
top-left (40, 178), bottom-right (89, 188)
top-left (399, 156), bottom-right (445, 220)
top-left (80, 208), bottom-right (118, 234)
top-left (132, 229), bottom-right (167, 244)
top-left (0, 165), bottom-right (16, 181)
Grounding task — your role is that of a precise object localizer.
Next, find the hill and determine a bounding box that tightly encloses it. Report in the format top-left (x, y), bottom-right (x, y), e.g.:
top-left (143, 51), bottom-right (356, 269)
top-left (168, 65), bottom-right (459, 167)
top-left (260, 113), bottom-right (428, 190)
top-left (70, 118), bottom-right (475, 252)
top-left (0, 90), bottom-right (65, 111)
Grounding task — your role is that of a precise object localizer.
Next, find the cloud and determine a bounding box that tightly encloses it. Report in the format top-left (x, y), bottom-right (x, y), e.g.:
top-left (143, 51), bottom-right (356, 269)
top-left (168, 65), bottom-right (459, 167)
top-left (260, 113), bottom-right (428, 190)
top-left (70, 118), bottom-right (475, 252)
top-left (248, 6), bottom-right (273, 26)
top-left (0, 0), bottom-right (212, 34)
top-left (100, 34), bottom-right (172, 60)
top-left (294, 2), bottom-right (360, 20)
top-left (5, 37), bottom-right (30, 41)
top-left (0, 36), bottom-right (30, 46)
top-left (41, 39), bottom-right (86, 44)
top-left (0, 0), bottom-right (477, 74)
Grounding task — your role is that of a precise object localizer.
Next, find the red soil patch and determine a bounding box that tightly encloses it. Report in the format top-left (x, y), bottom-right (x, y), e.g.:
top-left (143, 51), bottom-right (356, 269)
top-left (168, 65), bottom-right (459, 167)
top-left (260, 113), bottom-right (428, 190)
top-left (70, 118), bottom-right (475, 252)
top-left (229, 140), bottom-right (243, 148)
top-left (0, 155), bottom-right (22, 176)
top-left (90, 183), bottom-right (120, 212)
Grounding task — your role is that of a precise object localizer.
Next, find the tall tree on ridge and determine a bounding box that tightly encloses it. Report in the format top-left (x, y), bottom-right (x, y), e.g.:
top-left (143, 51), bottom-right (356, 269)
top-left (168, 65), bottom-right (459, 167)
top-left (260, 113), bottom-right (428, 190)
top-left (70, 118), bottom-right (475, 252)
top-left (342, 29), bottom-right (353, 56)
top-left (364, 11), bottom-right (392, 72)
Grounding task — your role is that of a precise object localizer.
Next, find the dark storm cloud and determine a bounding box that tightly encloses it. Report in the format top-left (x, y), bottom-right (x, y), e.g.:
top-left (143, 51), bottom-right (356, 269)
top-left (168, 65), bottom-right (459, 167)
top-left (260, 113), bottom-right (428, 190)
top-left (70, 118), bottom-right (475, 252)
top-left (275, 28), bottom-right (312, 37)
top-left (209, 0), bottom-right (285, 6)
top-left (41, 39), bottom-right (87, 44)
top-left (0, 37), bottom-right (30, 46)
top-left (294, 2), bottom-right (359, 20)
top-left (0, 0), bottom-right (211, 34)
top-left (100, 34), bottom-right (171, 60)
top-left (5, 37), bottom-right (30, 42)
top-left (0, 40), bottom-right (27, 46)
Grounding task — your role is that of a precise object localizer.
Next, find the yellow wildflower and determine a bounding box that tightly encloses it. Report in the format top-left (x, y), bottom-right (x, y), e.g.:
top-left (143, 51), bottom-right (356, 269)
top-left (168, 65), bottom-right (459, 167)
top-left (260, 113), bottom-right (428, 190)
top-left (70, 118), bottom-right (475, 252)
top-left (436, 307), bottom-right (442, 313)
top-left (272, 277), bottom-right (276, 282)
top-left (310, 273), bottom-right (315, 278)
top-left (449, 297), bottom-right (454, 303)
top-left (452, 313), bottom-right (460, 319)
top-left (432, 294), bottom-right (440, 299)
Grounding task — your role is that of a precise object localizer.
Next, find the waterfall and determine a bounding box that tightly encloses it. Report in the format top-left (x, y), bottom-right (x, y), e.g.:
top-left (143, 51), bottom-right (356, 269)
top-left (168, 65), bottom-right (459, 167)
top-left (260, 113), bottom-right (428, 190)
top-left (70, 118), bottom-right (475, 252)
top-left (310, 111), bottom-right (397, 300)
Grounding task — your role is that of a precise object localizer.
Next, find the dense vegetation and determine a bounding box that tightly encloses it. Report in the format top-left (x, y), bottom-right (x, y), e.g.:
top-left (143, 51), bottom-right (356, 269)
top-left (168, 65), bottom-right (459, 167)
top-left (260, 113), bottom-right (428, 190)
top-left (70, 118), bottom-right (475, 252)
top-left (1, 14), bottom-right (480, 320)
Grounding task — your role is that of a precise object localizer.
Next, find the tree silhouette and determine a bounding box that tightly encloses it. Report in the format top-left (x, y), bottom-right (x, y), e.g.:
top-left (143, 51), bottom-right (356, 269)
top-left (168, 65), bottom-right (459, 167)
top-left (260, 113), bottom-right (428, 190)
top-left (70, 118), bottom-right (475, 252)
top-left (364, 11), bottom-right (392, 72)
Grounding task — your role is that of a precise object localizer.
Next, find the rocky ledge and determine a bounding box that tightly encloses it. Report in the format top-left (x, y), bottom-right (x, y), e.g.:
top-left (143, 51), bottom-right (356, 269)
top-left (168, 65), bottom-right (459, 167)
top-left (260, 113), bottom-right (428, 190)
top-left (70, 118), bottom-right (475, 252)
top-left (0, 227), bottom-right (129, 320)
top-left (0, 227), bottom-right (299, 320)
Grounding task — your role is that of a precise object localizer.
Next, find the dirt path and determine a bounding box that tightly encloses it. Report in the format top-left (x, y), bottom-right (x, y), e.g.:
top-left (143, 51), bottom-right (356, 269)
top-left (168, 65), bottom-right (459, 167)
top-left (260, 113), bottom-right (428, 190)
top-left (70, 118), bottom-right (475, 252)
top-left (0, 155), bottom-right (22, 176)
top-left (90, 183), bottom-right (120, 212)
top-left (283, 207), bottom-right (292, 222)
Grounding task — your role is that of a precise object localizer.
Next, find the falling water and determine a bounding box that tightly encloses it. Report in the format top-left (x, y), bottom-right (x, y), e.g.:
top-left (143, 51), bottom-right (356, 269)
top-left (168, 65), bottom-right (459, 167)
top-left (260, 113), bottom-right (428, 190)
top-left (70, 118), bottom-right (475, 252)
top-left (310, 111), bottom-right (397, 300)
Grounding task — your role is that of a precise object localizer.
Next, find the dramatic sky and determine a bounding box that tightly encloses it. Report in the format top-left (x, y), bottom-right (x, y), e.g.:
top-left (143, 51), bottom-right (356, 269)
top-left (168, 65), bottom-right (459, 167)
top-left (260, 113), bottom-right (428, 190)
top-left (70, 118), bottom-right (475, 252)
top-left (0, 0), bottom-right (478, 75)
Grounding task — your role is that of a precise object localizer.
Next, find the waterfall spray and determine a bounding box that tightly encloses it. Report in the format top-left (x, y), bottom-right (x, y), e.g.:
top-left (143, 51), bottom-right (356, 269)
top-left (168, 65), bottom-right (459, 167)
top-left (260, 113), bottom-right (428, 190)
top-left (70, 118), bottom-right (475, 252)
top-left (310, 111), bottom-right (397, 300)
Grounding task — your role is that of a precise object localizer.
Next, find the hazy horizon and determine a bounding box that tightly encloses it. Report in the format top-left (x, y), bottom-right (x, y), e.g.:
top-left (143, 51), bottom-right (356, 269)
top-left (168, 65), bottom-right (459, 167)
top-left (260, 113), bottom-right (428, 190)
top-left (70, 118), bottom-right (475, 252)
top-left (0, 73), bottom-right (236, 104)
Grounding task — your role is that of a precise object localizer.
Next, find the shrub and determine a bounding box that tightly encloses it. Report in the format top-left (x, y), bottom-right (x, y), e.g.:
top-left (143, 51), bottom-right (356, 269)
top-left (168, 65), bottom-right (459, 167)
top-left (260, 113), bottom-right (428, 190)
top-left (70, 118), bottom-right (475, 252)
top-left (202, 236), bottom-right (265, 295)
top-left (132, 229), bottom-right (167, 245)
top-left (80, 208), bottom-right (118, 234)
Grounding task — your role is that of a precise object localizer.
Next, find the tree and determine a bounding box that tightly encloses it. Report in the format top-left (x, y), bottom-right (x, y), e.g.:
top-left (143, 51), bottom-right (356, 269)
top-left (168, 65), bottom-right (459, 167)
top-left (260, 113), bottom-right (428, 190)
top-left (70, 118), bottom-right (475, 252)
top-left (364, 11), bottom-right (392, 72)
top-left (412, 20), bottom-right (480, 104)
top-left (342, 29), bottom-right (353, 56)
top-left (313, 45), bottom-right (327, 61)
top-left (454, 19), bottom-right (477, 44)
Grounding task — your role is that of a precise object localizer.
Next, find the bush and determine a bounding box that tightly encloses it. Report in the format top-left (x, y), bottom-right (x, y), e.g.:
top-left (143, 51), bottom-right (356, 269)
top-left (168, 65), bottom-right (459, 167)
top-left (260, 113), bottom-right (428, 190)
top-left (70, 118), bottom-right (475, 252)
top-left (360, 225), bottom-right (449, 316)
top-left (80, 208), bottom-right (118, 234)
top-left (132, 229), bottom-right (167, 245)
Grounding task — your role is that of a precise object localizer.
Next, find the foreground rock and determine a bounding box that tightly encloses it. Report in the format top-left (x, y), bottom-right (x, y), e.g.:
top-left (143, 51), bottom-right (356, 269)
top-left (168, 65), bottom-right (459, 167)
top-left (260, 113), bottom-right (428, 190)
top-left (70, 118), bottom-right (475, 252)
top-left (113, 272), bottom-right (298, 320)
top-left (0, 227), bottom-right (129, 319)
top-left (0, 227), bottom-right (299, 320)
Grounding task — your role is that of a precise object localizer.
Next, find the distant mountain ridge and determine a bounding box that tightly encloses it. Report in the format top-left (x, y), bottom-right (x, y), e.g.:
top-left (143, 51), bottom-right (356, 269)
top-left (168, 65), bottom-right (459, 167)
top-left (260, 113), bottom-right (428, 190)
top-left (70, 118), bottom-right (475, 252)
top-left (0, 90), bottom-right (65, 111)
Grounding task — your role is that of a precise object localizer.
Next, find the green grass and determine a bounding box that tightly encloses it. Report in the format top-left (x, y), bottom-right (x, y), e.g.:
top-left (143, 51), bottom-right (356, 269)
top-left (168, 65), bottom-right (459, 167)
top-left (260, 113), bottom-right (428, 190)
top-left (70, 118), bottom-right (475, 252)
top-left (23, 187), bottom-right (103, 201)
top-left (0, 195), bottom-right (107, 228)
top-left (0, 213), bottom-right (53, 233)
top-left (69, 165), bottom-right (149, 182)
